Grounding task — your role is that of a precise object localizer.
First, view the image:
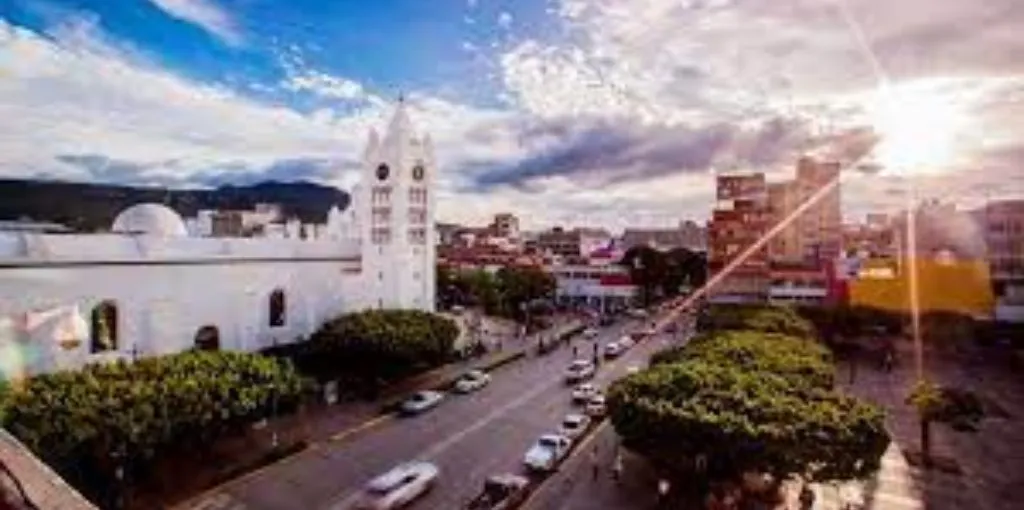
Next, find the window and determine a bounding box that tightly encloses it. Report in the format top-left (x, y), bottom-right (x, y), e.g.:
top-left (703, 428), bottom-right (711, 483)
top-left (90, 300), bottom-right (118, 353)
top-left (194, 325), bottom-right (220, 351)
top-left (372, 228), bottom-right (392, 244)
top-left (269, 289), bottom-right (286, 327)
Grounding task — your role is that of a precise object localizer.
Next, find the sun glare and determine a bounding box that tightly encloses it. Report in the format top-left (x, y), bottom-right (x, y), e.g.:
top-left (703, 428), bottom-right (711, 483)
top-left (868, 85), bottom-right (966, 174)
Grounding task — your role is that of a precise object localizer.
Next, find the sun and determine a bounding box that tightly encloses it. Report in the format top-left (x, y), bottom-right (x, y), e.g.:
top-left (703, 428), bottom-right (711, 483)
top-left (867, 84), bottom-right (967, 173)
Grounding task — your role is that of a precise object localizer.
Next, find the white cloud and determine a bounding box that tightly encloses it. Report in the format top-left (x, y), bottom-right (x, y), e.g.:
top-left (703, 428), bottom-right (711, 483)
top-left (497, 12), bottom-right (513, 30)
top-left (146, 0), bottom-right (242, 46)
top-left (282, 70), bottom-right (366, 100)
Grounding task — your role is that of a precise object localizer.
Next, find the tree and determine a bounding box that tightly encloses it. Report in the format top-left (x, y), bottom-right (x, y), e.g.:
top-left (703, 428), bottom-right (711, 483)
top-left (662, 247), bottom-right (706, 296)
top-left (620, 246), bottom-right (667, 306)
top-left (2, 351), bottom-right (305, 506)
top-left (610, 327), bottom-right (888, 503)
top-left (495, 266), bottom-right (556, 319)
top-left (302, 310), bottom-right (459, 384)
top-left (907, 380), bottom-right (985, 468)
top-left (701, 304), bottom-right (816, 339)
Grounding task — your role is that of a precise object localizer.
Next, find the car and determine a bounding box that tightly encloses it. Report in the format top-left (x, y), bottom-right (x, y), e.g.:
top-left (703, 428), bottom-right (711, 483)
top-left (618, 336), bottom-right (636, 349)
top-left (571, 383), bottom-right (600, 403)
top-left (466, 474), bottom-right (530, 510)
top-left (523, 434), bottom-right (572, 472)
top-left (604, 341), bottom-right (624, 358)
top-left (564, 360), bottom-right (596, 383)
top-left (558, 413), bottom-right (592, 440)
top-left (453, 370), bottom-right (491, 393)
top-left (354, 461), bottom-right (439, 510)
top-left (399, 390), bottom-right (445, 415)
top-left (582, 327), bottom-right (600, 339)
top-left (585, 394), bottom-right (607, 417)
top-left (628, 308), bottom-right (649, 319)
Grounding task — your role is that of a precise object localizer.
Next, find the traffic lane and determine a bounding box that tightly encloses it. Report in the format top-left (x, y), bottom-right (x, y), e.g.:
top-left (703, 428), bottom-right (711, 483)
top-left (297, 320), bottom-right (635, 510)
top-left (412, 327), bottom-right (668, 510)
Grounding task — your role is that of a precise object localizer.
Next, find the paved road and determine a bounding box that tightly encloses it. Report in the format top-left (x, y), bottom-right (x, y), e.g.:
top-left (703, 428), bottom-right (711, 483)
top-left (184, 315), bottom-right (675, 510)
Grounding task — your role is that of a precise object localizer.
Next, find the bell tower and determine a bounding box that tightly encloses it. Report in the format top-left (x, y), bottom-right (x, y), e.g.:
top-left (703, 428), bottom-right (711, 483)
top-left (359, 100), bottom-right (436, 311)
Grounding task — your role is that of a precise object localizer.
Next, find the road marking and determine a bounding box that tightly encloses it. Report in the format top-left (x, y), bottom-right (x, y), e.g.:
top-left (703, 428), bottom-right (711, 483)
top-left (330, 414), bottom-right (395, 442)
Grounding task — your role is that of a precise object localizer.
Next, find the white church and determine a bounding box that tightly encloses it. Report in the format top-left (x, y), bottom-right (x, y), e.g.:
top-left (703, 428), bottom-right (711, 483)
top-left (0, 102), bottom-right (437, 378)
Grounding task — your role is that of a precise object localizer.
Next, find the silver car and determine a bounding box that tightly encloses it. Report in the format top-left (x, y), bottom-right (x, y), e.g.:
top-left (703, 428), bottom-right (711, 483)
top-left (523, 434), bottom-right (572, 472)
top-left (453, 370), bottom-right (491, 393)
top-left (354, 461), bottom-right (439, 510)
top-left (400, 390), bottom-right (445, 415)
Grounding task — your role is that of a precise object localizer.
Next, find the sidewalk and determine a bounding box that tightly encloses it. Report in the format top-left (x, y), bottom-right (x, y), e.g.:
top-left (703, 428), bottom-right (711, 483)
top-left (786, 340), bottom-right (1024, 510)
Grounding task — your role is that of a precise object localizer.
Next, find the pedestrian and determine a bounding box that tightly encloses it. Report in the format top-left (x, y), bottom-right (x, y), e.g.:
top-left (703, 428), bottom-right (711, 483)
top-left (591, 447), bottom-right (600, 481)
top-left (657, 478), bottom-right (670, 507)
top-left (573, 345), bottom-right (578, 358)
top-left (799, 485), bottom-right (815, 510)
top-left (611, 453), bottom-right (623, 483)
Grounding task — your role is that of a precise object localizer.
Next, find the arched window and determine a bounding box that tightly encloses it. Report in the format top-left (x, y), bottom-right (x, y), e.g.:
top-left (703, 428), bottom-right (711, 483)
top-left (269, 289), bottom-right (286, 327)
top-left (90, 300), bottom-right (118, 353)
top-left (194, 325), bottom-right (220, 351)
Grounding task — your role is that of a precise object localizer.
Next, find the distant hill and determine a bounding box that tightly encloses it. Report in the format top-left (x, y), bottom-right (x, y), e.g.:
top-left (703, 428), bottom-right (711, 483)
top-left (0, 179), bottom-right (350, 232)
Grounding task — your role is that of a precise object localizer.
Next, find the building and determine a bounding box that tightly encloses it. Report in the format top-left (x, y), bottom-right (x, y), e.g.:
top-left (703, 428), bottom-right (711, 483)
top-left (548, 263), bottom-right (636, 312)
top-left (535, 227), bottom-right (612, 259)
top-left (0, 102), bottom-right (437, 377)
top-left (767, 157), bottom-right (842, 263)
top-left (974, 200), bottom-right (1024, 322)
top-left (706, 173), bottom-right (772, 303)
top-left (843, 214), bottom-right (896, 258)
top-left (621, 220), bottom-right (706, 252)
top-left (491, 213), bottom-right (520, 240)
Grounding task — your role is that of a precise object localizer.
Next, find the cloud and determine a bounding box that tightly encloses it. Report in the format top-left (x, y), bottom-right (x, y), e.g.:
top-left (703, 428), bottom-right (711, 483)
top-left (146, 0), bottom-right (242, 46)
top-left (497, 12), bottom-right (513, 30)
top-left (281, 70), bottom-right (366, 100)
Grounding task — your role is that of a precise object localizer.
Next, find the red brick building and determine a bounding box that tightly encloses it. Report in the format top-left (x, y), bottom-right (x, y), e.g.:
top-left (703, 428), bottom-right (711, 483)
top-left (707, 174), bottom-right (772, 302)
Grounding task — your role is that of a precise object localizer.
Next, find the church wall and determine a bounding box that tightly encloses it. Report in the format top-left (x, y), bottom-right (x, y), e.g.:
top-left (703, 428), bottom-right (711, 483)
top-left (0, 258), bottom-right (362, 377)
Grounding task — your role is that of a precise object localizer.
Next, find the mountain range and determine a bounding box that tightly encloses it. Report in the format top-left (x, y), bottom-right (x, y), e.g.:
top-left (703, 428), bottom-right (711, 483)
top-left (0, 179), bottom-right (350, 232)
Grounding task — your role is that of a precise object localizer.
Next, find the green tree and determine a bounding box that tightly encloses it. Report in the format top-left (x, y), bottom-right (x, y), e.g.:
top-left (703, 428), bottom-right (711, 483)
top-left (907, 380), bottom-right (985, 468)
top-left (2, 351), bottom-right (305, 506)
top-left (302, 310), bottom-right (459, 385)
top-left (701, 304), bottom-right (816, 339)
top-left (620, 246), bottom-right (667, 306)
top-left (495, 266), bottom-right (556, 319)
top-left (661, 247), bottom-right (706, 297)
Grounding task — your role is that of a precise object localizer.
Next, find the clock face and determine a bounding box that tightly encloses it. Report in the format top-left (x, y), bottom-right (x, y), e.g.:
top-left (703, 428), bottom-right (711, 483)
top-left (412, 164), bottom-right (425, 181)
top-left (376, 163), bottom-right (390, 181)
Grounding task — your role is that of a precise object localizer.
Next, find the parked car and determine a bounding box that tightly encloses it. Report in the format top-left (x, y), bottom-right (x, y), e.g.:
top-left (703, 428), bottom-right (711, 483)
top-left (466, 474), bottom-right (530, 510)
top-left (564, 360), bottom-right (596, 384)
top-left (400, 390), bottom-right (445, 415)
top-left (453, 370), bottom-right (491, 393)
top-left (604, 341), bottom-right (624, 358)
top-left (558, 413), bottom-right (592, 440)
top-left (582, 327), bottom-right (600, 339)
top-left (523, 434), bottom-right (572, 472)
top-left (354, 461), bottom-right (439, 510)
top-left (572, 383), bottom-right (600, 403)
top-left (585, 394), bottom-right (607, 417)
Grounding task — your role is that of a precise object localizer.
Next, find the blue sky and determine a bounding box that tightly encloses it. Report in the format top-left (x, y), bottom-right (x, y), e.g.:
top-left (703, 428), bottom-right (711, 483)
top-left (1, 0), bottom-right (1023, 229)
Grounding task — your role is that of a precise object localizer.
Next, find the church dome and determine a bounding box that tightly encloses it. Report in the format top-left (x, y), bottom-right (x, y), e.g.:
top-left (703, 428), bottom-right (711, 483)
top-left (111, 203), bottom-right (188, 237)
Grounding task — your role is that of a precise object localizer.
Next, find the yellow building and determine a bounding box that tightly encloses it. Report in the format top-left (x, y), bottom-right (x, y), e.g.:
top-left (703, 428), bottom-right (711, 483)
top-left (849, 256), bottom-right (995, 318)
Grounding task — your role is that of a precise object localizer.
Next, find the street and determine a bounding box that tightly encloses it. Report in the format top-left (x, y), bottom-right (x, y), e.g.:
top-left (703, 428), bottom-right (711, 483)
top-left (182, 314), bottom-right (684, 510)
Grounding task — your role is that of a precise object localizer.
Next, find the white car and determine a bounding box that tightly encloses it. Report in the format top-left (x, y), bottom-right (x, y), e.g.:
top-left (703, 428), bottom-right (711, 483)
top-left (585, 394), bottom-right (607, 417)
top-left (559, 413), bottom-right (592, 440)
top-left (571, 383), bottom-right (600, 403)
top-left (582, 328), bottom-right (600, 339)
top-left (453, 370), bottom-right (491, 393)
top-left (523, 434), bottom-right (572, 472)
top-left (400, 390), bottom-right (445, 415)
top-left (604, 341), bottom-right (624, 358)
top-left (354, 461), bottom-right (439, 510)
top-left (618, 335), bottom-right (636, 349)
top-left (564, 360), bottom-right (596, 384)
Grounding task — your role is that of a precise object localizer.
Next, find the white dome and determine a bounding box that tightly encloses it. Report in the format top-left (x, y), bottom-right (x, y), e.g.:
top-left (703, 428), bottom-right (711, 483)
top-left (111, 203), bottom-right (188, 237)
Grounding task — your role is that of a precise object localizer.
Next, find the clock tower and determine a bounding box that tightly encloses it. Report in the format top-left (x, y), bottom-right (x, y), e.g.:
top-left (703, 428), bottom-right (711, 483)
top-left (357, 100), bottom-right (436, 311)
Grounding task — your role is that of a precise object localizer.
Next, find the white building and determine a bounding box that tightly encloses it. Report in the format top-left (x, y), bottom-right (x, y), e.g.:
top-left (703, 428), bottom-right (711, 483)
top-left (548, 263), bottom-right (637, 313)
top-left (0, 102), bottom-right (436, 378)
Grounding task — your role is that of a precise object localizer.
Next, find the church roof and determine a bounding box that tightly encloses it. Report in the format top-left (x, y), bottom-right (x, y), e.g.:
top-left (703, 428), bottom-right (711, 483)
top-left (111, 203), bottom-right (188, 237)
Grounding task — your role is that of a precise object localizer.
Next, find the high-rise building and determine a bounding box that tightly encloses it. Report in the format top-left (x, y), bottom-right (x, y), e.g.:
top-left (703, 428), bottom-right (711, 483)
top-left (491, 213), bottom-right (520, 239)
top-left (767, 157), bottom-right (842, 263)
top-left (707, 173), bottom-right (772, 302)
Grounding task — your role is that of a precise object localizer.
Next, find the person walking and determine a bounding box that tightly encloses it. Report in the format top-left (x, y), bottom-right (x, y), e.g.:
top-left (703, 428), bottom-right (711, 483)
top-left (611, 452), bottom-right (623, 483)
top-left (590, 447), bottom-right (600, 481)
top-left (572, 345), bottom-right (578, 358)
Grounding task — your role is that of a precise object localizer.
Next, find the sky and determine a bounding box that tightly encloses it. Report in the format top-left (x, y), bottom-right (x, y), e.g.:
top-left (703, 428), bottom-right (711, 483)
top-left (1, 0), bottom-right (1023, 231)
